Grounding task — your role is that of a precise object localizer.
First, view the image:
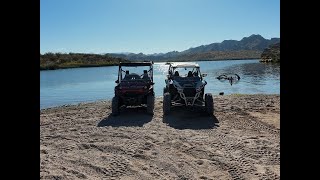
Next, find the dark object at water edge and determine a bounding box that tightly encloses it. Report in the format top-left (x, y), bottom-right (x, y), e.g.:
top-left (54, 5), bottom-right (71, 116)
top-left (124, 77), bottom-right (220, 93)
top-left (217, 74), bottom-right (240, 86)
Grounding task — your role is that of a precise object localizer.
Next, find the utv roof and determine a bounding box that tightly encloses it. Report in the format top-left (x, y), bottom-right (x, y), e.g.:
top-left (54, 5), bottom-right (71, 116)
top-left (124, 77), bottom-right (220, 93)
top-left (168, 62), bottom-right (199, 68)
top-left (119, 61), bottom-right (153, 67)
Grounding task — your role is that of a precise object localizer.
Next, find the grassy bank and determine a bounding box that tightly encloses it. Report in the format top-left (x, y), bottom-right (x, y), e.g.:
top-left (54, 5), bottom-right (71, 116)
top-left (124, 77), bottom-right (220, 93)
top-left (40, 53), bottom-right (130, 70)
top-left (40, 52), bottom-right (266, 71)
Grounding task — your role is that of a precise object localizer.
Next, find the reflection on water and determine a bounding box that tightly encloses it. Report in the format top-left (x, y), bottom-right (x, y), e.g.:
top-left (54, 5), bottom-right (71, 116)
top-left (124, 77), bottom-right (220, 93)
top-left (40, 59), bottom-right (279, 109)
top-left (220, 62), bottom-right (280, 85)
top-left (191, 60), bottom-right (280, 95)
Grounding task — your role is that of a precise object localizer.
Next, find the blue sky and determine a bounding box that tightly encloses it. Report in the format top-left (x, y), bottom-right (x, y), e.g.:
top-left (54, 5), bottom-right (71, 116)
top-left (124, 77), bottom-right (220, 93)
top-left (40, 0), bottom-right (280, 55)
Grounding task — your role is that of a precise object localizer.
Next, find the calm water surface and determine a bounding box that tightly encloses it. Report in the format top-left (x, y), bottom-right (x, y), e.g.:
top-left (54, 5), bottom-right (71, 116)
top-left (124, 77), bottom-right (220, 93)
top-left (40, 59), bottom-right (280, 109)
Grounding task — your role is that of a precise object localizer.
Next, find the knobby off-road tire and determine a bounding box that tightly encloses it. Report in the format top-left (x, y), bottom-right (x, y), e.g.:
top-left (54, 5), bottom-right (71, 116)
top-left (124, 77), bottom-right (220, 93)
top-left (112, 96), bottom-right (120, 116)
top-left (163, 93), bottom-right (171, 115)
top-left (205, 93), bottom-right (214, 115)
top-left (147, 95), bottom-right (155, 115)
top-left (163, 87), bottom-right (168, 95)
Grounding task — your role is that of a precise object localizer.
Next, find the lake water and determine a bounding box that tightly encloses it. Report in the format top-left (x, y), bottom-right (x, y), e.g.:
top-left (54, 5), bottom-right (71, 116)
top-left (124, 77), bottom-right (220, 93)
top-left (40, 59), bottom-right (280, 109)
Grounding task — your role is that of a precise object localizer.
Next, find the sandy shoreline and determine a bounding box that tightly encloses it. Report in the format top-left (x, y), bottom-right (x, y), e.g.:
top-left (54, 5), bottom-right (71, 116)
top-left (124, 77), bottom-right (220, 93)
top-left (40, 94), bottom-right (280, 179)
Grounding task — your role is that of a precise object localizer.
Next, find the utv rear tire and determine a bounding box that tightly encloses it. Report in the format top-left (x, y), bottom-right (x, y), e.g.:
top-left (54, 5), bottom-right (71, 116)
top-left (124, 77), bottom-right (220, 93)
top-left (205, 93), bottom-right (214, 115)
top-left (147, 95), bottom-right (155, 115)
top-left (163, 93), bottom-right (171, 115)
top-left (163, 87), bottom-right (168, 95)
top-left (112, 96), bottom-right (119, 116)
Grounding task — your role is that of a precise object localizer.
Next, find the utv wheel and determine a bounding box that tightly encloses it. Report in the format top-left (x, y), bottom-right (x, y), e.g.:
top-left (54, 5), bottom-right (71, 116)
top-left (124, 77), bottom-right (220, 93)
top-left (163, 93), bottom-right (171, 115)
top-left (147, 95), bottom-right (155, 115)
top-left (112, 96), bottom-right (120, 116)
top-left (163, 87), bottom-right (168, 95)
top-left (205, 93), bottom-right (214, 115)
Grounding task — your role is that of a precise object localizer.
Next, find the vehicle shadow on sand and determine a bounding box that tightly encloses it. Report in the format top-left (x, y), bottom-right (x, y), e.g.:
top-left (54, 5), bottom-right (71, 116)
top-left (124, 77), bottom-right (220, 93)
top-left (163, 107), bottom-right (219, 130)
top-left (97, 107), bottom-right (153, 127)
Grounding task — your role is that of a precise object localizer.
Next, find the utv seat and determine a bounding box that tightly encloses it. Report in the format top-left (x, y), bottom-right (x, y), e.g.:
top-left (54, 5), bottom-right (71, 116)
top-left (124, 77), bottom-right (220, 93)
top-left (142, 70), bottom-right (151, 80)
top-left (174, 71), bottom-right (179, 76)
top-left (124, 73), bottom-right (141, 80)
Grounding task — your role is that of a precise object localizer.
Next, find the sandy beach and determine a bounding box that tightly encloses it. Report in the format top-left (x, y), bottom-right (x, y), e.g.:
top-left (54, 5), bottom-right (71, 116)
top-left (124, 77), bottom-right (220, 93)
top-left (40, 94), bottom-right (280, 180)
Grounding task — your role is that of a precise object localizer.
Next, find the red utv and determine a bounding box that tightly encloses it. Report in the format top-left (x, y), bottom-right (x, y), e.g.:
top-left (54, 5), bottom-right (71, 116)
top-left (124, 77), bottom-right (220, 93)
top-left (112, 62), bottom-right (155, 115)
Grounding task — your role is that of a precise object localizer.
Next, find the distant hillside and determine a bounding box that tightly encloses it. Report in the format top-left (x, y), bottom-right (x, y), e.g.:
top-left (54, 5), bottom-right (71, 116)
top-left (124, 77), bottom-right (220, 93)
top-left (182, 34), bottom-right (279, 54)
top-left (110, 34), bottom-right (280, 61)
top-left (160, 50), bottom-right (262, 62)
top-left (260, 43), bottom-right (280, 62)
top-left (40, 34), bottom-right (280, 70)
top-left (40, 53), bottom-right (129, 70)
